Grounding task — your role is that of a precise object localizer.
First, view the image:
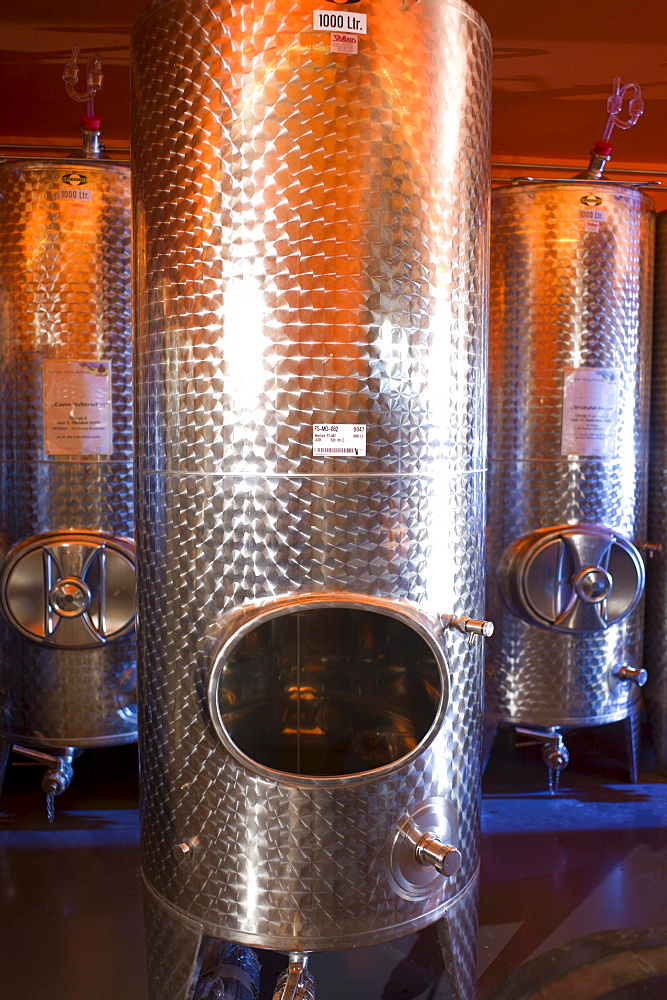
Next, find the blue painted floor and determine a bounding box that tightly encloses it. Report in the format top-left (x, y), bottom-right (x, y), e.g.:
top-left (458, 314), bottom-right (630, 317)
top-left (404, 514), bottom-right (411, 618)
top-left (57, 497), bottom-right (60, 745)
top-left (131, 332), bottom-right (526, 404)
top-left (1, 716), bottom-right (665, 1000)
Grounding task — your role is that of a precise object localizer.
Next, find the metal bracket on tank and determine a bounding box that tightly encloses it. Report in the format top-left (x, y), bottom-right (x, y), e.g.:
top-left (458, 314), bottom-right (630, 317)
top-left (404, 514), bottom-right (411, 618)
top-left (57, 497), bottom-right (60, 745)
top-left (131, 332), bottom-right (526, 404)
top-left (272, 954), bottom-right (315, 1000)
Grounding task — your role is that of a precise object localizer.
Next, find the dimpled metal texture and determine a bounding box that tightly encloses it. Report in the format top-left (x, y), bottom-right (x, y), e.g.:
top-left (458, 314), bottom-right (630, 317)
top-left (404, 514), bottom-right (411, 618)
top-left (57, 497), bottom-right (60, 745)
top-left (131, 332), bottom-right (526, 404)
top-left (486, 182), bottom-right (654, 728)
top-left (645, 210), bottom-right (667, 774)
top-left (131, 0), bottom-right (490, 980)
top-left (0, 159), bottom-right (136, 747)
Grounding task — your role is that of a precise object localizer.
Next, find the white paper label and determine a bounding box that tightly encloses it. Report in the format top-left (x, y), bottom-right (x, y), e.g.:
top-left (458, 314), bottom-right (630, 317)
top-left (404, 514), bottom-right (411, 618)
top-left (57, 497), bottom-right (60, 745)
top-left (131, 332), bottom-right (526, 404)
top-left (57, 189), bottom-right (92, 202)
top-left (313, 424), bottom-right (366, 456)
top-left (331, 32), bottom-right (358, 53)
top-left (313, 10), bottom-right (367, 33)
top-left (560, 367), bottom-right (620, 457)
top-left (43, 359), bottom-right (113, 455)
top-left (578, 208), bottom-right (605, 222)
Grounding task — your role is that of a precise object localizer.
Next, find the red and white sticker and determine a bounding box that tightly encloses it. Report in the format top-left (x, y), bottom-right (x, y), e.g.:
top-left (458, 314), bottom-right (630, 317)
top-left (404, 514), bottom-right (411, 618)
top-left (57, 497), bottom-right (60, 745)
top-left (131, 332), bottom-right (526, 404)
top-left (331, 32), bottom-right (358, 54)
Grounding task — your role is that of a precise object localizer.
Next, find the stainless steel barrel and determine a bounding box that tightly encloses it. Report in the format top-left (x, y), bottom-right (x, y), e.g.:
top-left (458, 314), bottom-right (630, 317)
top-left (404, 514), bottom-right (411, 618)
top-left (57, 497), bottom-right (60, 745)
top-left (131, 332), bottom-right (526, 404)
top-left (131, 0), bottom-right (491, 997)
top-left (645, 209), bottom-right (667, 775)
top-left (0, 158), bottom-right (136, 801)
top-left (485, 180), bottom-right (654, 780)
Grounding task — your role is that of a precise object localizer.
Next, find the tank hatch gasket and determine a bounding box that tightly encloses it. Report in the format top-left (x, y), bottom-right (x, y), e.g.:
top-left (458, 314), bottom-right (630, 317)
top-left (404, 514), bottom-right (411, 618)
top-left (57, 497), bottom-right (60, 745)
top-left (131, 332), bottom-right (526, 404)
top-left (500, 524), bottom-right (645, 634)
top-left (0, 530), bottom-right (136, 648)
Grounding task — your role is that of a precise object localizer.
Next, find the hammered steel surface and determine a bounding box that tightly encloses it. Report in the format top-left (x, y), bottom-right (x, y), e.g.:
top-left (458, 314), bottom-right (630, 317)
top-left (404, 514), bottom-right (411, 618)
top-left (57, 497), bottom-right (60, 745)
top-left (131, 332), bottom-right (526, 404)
top-left (486, 182), bottom-right (654, 729)
top-left (136, 474), bottom-right (484, 947)
top-left (645, 209), bottom-right (667, 775)
top-left (132, 0), bottom-right (491, 975)
top-left (0, 158), bottom-right (136, 747)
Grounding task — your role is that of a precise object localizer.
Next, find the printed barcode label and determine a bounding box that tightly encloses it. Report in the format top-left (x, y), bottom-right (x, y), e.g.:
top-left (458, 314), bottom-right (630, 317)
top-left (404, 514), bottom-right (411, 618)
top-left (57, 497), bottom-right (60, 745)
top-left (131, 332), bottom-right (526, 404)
top-left (313, 424), bottom-right (366, 457)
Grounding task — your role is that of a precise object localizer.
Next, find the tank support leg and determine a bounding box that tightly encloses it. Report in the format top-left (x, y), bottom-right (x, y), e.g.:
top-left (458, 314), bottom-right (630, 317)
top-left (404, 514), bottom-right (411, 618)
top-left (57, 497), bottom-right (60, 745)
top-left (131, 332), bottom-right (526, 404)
top-left (481, 718), bottom-right (498, 772)
top-left (435, 873), bottom-right (479, 1000)
top-left (0, 741), bottom-right (10, 797)
top-left (142, 883), bottom-right (204, 1000)
top-left (624, 706), bottom-right (642, 783)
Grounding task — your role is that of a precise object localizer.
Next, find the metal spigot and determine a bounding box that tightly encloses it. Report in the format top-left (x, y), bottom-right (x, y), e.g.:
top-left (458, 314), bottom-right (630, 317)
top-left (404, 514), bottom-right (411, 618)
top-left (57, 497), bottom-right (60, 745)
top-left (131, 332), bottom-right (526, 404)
top-left (542, 739), bottom-right (570, 773)
top-left (272, 954), bottom-right (315, 1000)
top-left (11, 745), bottom-right (76, 821)
top-left (615, 665), bottom-right (648, 687)
top-left (515, 726), bottom-right (569, 792)
top-left (441, 614), bottom-right (494, 644)
top-left (41, 753), bottom-right (75, 798)
top-left (515, 726), bottom-right (569, 770)
top-left (414, 832), bottom-right (462, 877)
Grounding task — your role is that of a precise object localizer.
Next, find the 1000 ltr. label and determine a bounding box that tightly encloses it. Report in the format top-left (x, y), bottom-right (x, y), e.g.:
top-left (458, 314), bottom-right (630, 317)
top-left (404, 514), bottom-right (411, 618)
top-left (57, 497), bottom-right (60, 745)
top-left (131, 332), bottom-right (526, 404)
top-left (313, 10), bottom-right (367, 32)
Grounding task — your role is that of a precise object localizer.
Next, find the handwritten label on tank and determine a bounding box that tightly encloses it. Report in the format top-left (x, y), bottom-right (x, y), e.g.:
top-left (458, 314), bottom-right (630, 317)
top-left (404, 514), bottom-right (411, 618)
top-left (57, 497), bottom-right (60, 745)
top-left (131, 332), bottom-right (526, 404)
top-left (43, 360), bottom-right (112, 455)
top-left (313, 424), bottom-right (366, 456)
top-left (560, 367), bottom-right (620, 457)
top-left (313, 10), bottom-right (367, 33)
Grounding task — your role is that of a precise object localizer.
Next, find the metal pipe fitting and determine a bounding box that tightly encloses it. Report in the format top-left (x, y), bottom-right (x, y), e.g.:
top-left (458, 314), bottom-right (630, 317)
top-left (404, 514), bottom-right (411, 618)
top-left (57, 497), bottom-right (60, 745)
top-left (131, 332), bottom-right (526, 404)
top-left (414, 832), bottom-right (462, 877)
top-left (272, 954), bottom-right (315, 1000)
top-left (615, 665), bottom-right (648, 687)
top-left (442, 615), bottom-right (494, 639)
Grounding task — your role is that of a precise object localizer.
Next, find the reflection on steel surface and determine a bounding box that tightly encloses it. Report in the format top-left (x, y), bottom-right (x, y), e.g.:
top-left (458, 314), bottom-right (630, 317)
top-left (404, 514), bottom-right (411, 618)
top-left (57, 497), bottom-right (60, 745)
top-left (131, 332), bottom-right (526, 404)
top-left (486, 180), bottom-right (654, 749)
top-left (646, 210), bottom-right (667, 775)
top-left (0, 158), bottom-right (136, 760)
top-left (132, 0), bottom-right (491, 996)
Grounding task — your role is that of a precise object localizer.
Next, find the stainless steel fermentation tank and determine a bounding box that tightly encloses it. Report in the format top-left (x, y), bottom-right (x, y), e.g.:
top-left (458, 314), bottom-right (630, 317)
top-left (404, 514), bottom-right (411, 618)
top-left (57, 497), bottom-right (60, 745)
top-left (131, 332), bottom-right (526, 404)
top-left (485, 178), bottom-right (654, 783)
top-left (131, 0), bottom-right (491, 997)
top-left (645, 209), bottom-right (667, 775)
top-left (0, 153), bottom-right (135, 814)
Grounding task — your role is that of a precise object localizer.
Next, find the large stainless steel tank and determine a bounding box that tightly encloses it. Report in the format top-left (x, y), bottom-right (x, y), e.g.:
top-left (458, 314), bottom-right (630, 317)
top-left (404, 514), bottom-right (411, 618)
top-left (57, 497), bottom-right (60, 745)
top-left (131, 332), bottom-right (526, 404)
top-left (645, 209), bottom-right (667, 775)
top-left (131, 0), bottom-right (491, 997)
top-left (485, 179), bottom-right (654, 784)
top-left (0, 156), bottom-right (135, 814)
